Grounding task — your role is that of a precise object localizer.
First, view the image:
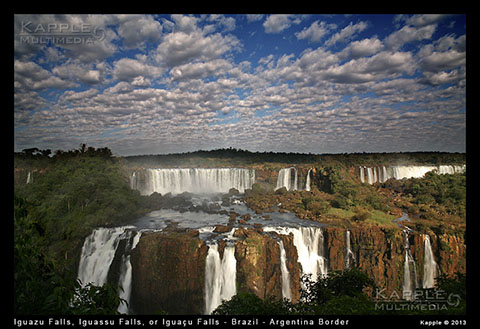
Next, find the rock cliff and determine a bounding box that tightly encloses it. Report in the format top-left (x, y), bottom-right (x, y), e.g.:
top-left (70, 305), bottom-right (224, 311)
top-left (127, 225), bottom-right (465, 314)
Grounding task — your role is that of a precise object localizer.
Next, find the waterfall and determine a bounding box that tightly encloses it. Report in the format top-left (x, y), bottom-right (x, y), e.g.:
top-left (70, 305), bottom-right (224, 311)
top-left (78, 227), bottom-right (131, 287)
top-left (345, 230), bottom-right (355, 269)
top-left (26, 171), bottom-right (32, 184)
top-left (77, 226), bottom-right (141, 314)
top-left (130, 171), bottom-right (137, 190)
top-left (359, 164), bottom-right (465, 184)
top-left (265, 226), bottom-right (327, 281)
top-left (423, 235), bottom-right (439, 289)
top-left (204, 242), bottom-right (237, 314)
top-left (278, 240), bottom-right (291, 300)
top-left (117, 231), bottom-right (142, 314)
top-left (139, 168), bottom-right (255, 195)
top-left (276, 167), bottom-right (298, 191)
top-left (402, 230), bottom-right (418, 300)
top-left (305, 169), bottom-right (312, 192)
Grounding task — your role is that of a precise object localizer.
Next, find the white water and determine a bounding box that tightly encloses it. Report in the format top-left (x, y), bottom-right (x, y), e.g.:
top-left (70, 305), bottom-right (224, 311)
top-left (276, 167), bottom-right (298, 191)
top-left (264, 226), bottom-right (327, 281)
top-left (204, 242), bottom-right (237, 314)
top-left (77, 227), bottom-right (142, 314)
top-left (359, 165), bottom-right (465, 184)
top-left (78, 227), bottom-right (132, 287)
top-left (26, 171), bottom-right (32, 184)
top-left (423, 235), bottom-right (439, 289)
top-left (137, 168), bottom-right (255, 195)
top-left (278, 240), bottom-right (292, 300)
top-left (305, 169), bottom-right (312, 192)
top-left (402, 230), bottom-right (418, 300)
top-left (117, 231), bottom-right (142, 314)
top-left (345, 230), bottom-right (355, 269)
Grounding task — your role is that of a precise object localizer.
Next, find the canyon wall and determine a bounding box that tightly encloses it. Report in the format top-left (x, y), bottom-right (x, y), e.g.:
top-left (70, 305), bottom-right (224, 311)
top-left (123, 225), bottom-right (465, 314)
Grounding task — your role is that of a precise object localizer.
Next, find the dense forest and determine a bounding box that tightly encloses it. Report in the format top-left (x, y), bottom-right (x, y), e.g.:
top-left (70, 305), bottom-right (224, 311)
top-left (13, 145), bottom-right (467, 315)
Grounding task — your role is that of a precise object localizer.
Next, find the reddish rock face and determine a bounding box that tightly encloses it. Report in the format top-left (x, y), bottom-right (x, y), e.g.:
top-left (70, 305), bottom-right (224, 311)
top-left (130, 231), bottom-right (208, 315)
top-left (129, 226), bottom-right (465, 314)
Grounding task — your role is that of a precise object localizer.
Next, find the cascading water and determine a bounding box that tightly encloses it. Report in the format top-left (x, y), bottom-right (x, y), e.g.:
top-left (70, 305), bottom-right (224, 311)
top-left (204, 241), bottom-right (237, 314)
top-left (77, 226), bottom-right (142, 314)
top-left (138, 168), bottom-right (255, 195)
top-left (278, 240), bottom-right (291, 300)
top-left (402, 230), bottom-right (418, 301)
top-left (359, 165), bottom-right (465, 184)
top-left (117, 231), bottom-right (142, 314)
top-left (423, 235), bottom-right (439, 289)
top-left (276, 167), bottom-right (298, 191)
top-left (345, 230), bottom-right (355, 269)
top-left (26, 171), bottom-right (32, 184)
top-left (78, 227), bottom-right (132, 287)
top-left (264, 226), bottom-right (327, 281)
top-left (305, 169), bottom-right (312, 192)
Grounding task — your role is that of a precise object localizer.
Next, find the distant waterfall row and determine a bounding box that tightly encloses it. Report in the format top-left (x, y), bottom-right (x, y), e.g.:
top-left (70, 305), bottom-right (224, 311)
top-left (276, 167), bottom-right (313, 191)
top-left (131, 168), bottom-right (255, 195)
top-left (359, 165), bottom-right (465, 184)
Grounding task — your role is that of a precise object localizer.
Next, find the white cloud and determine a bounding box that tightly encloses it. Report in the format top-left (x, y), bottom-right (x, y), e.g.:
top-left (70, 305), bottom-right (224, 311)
top-left (295, 20), bottom-right (336, 43)
top-left (113, 57), bottom-right (163, 82)
top-left (325, 21), bottom-right (368, 46)
top-left (155, 29), bottom-right (240, 68)
top-left (384, 24), bottom-right (436, 50)
top-left (263, 15), bottom-right (302, 34)
top-left (342, 37), bottom-right (384, 59)
top-left (115, 14), bottom-right (163, 48)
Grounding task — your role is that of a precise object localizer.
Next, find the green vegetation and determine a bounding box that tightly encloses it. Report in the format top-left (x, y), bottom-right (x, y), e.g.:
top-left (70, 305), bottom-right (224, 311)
top-left (212, 269), bottom-right (466, 315)
top-left (14, 146), bottom-right (166, 263)
top-left (14, 146), bottom-right (466, 315)
top-left (14, 195), bottom-right (123, 315)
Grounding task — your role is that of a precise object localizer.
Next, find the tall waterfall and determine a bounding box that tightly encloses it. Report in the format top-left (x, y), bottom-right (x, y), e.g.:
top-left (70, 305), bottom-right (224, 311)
top-left (77, 226), bottom-right (141, 314)
top-left (278, 240), bottom-right (292, 300)
top-left (305, 169), bottom-right (312, 192)
top-left (264, 226), bottom-right (327, 281)
top-left (117, 232), bottom-right (142, 314)
top-left (423, 235), bottom-right (439, 289)
top-left (402, 230), bottom-right (417, 300)
top-left (204, 242), bottom-right (237, 314)
top-left (26, 171), bottom-right (32, 184)
top-left (359, 165), bottom-right (465, 184)
top-left (276, 167), bottom-right (298, 191)
top-left (345, 230), bottom-right (355, 269)
top-left (138, 168), bottom-right (255, 195)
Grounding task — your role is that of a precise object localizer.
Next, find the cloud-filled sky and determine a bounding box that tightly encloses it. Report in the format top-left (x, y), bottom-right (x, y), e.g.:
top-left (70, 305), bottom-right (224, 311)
top-left (14, 14), bottom-right (466, 156)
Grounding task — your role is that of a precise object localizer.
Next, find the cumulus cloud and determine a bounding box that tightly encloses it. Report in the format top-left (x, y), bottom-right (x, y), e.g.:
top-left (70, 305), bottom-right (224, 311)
top-left (13, 14), bottom-right (466, 155)
top-left (115, 14), bottom-right (163, 48)
top-left (263, 14), bottom-right (302, 33)
top-left (295, 20), bottom-right (336, 43)
top-left (325, 21), bottom-right (368, 46)
top-left (384, 24), bottom-right (436, 50)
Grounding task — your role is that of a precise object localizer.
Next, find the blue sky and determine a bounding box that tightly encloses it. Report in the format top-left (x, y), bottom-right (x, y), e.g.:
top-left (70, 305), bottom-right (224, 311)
top-left (14, 14), bottom-right (466, 155)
